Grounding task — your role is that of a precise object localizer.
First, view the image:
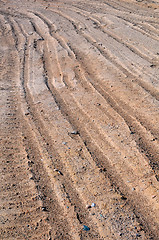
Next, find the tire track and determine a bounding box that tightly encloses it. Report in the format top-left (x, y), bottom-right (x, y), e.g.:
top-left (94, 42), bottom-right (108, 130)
top-left (15, 21), bottom-right (83, 240)
top-left (40, 25), bottom-right (158, 240)
top-left (0, 20), bottom-right (50, 239)
top-left (18, 10), bottom-right (152, 238)
top-left (31, 9), bottom-right (159, 237)
top-left (37, 9), bottom-right (159, 179)
top-left (14, 15), bottom-right (119, 240)
top-left (17, 15), bottom-right (122, 240)
top-left (49, 8), bottom-right (159, 101)
top-left (1, 1), bottom-right (159, 239)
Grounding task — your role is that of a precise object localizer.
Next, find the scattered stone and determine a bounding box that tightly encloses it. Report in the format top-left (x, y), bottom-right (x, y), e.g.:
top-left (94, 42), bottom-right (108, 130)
top-left (62, 142), bottom-right (67, 145)
top-left (83, 225), bottom-right (90, 231)
top-left (132, 188), bottom-right (135, 191)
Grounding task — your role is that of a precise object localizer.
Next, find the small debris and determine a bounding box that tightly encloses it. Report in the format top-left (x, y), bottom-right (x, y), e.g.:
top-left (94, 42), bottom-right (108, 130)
top-left (71, 130), bottom-right (79, 135)
top-left (83, 225), bottom-right (90, 231)
top-left (130, 131), bottom-right (135, 135)
top-left (86, 205), bottom-right (91, 209)
top-left (86, 203), bottom-right (96, 208)
top-left (121, 196), bottom-right (127, 200)
top-left (62, 142), bottom-right (67, 145)
top-left (152, 195), bottom-right (156, 199)
top-left (54, 169), bottom-right (63, 175)
top-left (150, 64), bottom-right (156, 68)
top-left (42, 207), bottom-right (47, 211)
top-left (136, 233), bottom-right (141, 237)
top-left (132, 188), bottom-right (135, 191)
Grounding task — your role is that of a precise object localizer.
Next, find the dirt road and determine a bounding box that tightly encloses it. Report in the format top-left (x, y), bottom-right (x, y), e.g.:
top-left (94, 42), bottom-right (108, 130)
top-left (0, 0), bottom-right (159, 239)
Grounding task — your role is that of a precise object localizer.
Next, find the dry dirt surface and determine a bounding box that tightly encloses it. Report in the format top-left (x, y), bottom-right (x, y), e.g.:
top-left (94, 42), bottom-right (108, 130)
top-left (0, 0), bottom-right (159, 239)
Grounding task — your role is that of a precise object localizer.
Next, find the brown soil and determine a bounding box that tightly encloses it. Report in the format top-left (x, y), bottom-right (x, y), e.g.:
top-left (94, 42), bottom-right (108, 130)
top-left (0, 0), bottom-right (159, 239)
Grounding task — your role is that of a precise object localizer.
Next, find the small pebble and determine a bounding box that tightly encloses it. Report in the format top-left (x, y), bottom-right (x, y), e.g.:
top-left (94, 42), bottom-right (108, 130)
top-left (91, 203), bottom-right (96, 207)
